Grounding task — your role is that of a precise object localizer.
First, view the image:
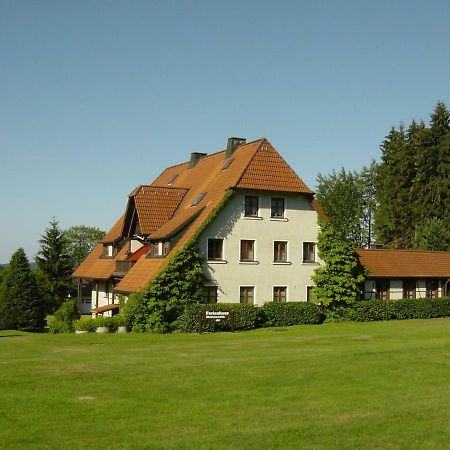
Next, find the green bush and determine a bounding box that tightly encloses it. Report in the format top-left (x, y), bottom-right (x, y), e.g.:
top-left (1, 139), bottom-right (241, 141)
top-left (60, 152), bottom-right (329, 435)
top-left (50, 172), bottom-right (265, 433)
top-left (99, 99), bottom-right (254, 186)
top-left (48, 299), bottom-right (79, 333)
top-left (176, 303), bottom-right (263, 333)
top-left (74, 316), bottom-right (96, 332)
top-left (92, 315), bottom-right (119, 332)
top-left (328, 297), bottom-right (450, 322)
top-left (261, 302), bottom-right (325, 327)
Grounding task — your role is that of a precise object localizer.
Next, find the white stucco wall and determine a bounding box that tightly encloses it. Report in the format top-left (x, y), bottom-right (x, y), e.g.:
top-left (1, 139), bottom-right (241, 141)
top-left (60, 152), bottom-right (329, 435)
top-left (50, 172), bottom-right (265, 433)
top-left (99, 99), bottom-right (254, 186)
top-left (198, 190), bottom-right (321, 305)
top-left (90, 280), bottom-right (117, 317)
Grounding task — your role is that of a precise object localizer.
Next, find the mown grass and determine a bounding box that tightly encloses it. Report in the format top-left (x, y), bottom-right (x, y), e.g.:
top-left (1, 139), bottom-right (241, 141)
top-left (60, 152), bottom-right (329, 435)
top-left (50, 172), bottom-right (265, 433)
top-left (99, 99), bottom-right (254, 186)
top-left (1, 319), bottom-right (450, 449)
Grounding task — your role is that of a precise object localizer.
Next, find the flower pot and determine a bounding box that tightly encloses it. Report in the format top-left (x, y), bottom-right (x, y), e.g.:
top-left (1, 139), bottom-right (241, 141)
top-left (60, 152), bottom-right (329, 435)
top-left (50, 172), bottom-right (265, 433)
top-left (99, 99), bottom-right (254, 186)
top-left (96, 326), bottom-right (111, 334)
top-left (117, 326), bottom-right (128, 334)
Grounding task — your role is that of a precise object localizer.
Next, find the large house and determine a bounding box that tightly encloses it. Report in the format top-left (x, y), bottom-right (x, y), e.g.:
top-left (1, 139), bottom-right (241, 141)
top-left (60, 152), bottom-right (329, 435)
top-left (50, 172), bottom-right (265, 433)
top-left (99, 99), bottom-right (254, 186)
top-left (74, 138), bottom-right (326, 316)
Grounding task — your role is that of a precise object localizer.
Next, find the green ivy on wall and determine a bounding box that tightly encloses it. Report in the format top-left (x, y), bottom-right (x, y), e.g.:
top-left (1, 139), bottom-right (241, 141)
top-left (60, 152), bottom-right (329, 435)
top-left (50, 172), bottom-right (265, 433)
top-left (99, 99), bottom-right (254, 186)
top-left (123, 189), bottom-right (235, 332)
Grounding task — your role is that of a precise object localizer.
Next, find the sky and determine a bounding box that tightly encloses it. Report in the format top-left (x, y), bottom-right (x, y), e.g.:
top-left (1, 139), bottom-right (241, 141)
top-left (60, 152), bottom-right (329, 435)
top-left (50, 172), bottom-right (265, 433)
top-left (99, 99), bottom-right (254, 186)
top-left (1, 0), bottom-right (449, 263)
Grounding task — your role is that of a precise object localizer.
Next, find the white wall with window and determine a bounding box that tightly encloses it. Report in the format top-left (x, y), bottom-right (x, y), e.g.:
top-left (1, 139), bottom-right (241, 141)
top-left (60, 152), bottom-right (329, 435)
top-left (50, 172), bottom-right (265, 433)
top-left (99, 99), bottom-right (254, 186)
top-left (200, 190), bottom-right (321, 305)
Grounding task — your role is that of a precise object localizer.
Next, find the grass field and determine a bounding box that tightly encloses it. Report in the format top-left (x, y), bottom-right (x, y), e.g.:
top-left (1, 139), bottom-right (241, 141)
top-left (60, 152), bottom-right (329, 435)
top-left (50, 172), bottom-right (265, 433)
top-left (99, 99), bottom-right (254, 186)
top-left (2, 319), bottom-right (450, 449)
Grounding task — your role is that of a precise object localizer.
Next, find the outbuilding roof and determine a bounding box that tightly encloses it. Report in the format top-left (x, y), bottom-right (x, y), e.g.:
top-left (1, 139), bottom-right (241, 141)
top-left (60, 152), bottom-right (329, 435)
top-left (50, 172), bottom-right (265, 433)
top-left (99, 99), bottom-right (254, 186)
top-left (356, 248), bottom-right (450, 278)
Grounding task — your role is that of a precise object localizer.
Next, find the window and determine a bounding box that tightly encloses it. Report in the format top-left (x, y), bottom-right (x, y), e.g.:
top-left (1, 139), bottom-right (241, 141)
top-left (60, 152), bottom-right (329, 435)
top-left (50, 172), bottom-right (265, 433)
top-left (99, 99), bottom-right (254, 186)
top-left (191, 192), bottom-right (206, 206)
top-left (222, 159), bottom-right (233, 170)
top-left (302, 242), bottom-right (316, 263)
top-left (102, 244), bottom-right (114, 258)
top-left (273, 241), bottom-right (288, 262)
top-left (271, 197), bottom-right (285, 218)
top-left (306, 286), bottom-right (317, 303)
top-left (273, 286), bottom-right (287, 303)
top-left (240, 286), bottom-right (254, 304)
top-left (202, 286), bottom-right (218, 303)
top-left (403, 279), bottom-right (416, 299)
top-left (162, 241), bottom-right (170, 256)
top-left (375, 279), bottom-right (390, 300)
top-left (207, 239), bottom-right (223, 261)
top-left (244, 195), bottom-right (259, 217)
top-left (167, 173), bottom-right (178, 185)
top-left (240, 240), bottom-right (255, 261)
top-left (426, 279), bottom-right (439, 298)
top-left (149, 242), bottom-right (160, 256)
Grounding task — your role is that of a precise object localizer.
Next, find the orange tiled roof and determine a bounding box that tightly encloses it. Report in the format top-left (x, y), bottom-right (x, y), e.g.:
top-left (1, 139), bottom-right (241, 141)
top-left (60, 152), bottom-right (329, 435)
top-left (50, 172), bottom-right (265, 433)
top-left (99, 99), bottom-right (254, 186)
top-left (236, 140), bottom-right (313, 194)
top-left (131, 186), bottom-right (188, 235)
top-left (356, 248), bottom-right (450, 278)
top-left (101, 215), bottom-right (125, 243)
top-left (76, 138), bottom-right (318, 292)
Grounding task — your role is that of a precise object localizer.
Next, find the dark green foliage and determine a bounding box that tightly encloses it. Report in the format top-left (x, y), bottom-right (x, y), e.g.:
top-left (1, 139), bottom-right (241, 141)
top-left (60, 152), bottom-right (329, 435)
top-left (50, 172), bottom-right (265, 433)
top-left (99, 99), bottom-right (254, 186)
top-left (316, 163), bottom-right (376, 247)
top-left (261, 302), bottom-right (325, 327)
top-left (375, 103), bottom-right (449, 248)
top-left (413, 218), bottom-right (450, 251)
top-left (123, 243), bottom-right (205, 333)
top-left (328, 298), bottom-right (450, 322)
top-left (74, 316), bottom-right (97, 332)
top-left (48, 299), bottom-right (79, 333)
top-left (36, 219), bottom-right (74, 312)
top-left (0, 249), bottom-right (46, 331)
top-left (176, 303), bottom-right (263, 333)
top-left (312, 220), bottom-right (367, 309)
top-left (63, 225), bottom-right (105, 267)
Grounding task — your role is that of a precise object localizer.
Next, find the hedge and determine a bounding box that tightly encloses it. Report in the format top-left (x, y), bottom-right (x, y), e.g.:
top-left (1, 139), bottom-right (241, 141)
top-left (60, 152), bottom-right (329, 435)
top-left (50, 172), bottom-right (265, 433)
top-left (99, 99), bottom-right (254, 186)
top-left (175, 303), bottom-right (263, 332)
top-left (261, 302), bottom-right (325, 327)
top-left (329, 297), bottom-right (450, 322)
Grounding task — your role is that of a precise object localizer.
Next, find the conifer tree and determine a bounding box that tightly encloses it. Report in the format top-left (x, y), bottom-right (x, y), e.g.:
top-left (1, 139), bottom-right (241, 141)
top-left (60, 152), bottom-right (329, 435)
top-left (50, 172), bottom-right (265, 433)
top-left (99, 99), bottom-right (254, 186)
top-left (0, 249), bottom-right (45, 331)
top-left (35, 219), bottom-right (74, 311)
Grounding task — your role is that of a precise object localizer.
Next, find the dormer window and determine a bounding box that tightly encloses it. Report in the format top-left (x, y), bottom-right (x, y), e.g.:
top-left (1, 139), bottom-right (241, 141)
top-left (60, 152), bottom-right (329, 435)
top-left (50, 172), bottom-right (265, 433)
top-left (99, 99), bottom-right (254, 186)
top-left (102, 244), bottom-right (114, 258)
top-left (191, 192), bottom-right (206, 206)
top-left (149, 241), bottom-right (170, 257)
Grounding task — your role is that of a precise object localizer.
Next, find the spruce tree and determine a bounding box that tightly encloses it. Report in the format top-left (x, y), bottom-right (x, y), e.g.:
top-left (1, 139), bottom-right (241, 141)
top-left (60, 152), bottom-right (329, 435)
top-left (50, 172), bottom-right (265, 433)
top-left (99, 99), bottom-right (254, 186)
top-left (35, 219), bottom-right (74, 311)
top-left (0, 249), bottom-right (45, 331)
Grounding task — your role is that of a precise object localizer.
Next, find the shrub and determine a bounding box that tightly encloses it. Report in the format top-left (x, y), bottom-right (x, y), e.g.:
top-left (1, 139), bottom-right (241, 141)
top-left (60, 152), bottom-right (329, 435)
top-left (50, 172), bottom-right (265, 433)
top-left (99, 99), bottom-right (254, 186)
top-left (74, 317), bottom-right (96, 332)
top-left (261, 302), bottom-right (325, 327)
top-left (48, 299), bottom-right (79, 333)
top-left (176, 303), bottom-right (263, 333)
top-left (328, 297), bottom-right (450, 322)
top-left (92, 315), bottom-right (119, 332)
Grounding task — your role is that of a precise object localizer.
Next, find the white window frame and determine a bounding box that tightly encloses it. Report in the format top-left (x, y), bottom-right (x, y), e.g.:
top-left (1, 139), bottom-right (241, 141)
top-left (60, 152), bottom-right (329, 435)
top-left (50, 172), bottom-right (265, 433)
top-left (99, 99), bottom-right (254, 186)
top-left (270, 196), bottom-right (288, 221)
top-left (272, 240), bottom-right (290, 264)
top-left (239, 239), bottom-right (258, 264)
top-left (302, 241), bottom-right (318, 264)
top-left (206, 237), bottom-right (226, 263)
top-left (239, 285), bottom-right (256, 305)
top-left (272, 285), bottom-right (288, 303)
top-left (243, 195), bottom-right (262, 219)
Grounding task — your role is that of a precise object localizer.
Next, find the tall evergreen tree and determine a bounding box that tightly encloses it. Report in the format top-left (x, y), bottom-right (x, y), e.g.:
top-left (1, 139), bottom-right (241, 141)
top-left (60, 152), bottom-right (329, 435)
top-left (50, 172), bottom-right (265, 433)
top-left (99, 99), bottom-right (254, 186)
top-left (0, 249), bottom-right (45, 331)
top-left (375, 102), bottom-right (449, 249)
top-left (35, 219), bottom-right (74, 311)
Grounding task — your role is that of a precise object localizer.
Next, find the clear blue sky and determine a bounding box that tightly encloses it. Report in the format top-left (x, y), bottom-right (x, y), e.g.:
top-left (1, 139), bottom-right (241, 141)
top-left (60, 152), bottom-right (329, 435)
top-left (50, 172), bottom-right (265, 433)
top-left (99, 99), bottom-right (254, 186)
top-left (1, 0), bottom-right (449, 263)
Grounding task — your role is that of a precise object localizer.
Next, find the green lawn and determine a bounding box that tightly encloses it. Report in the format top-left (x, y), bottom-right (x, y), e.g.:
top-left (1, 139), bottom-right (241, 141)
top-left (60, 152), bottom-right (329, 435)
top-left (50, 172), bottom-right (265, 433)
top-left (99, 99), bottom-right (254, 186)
top-left (1, 319), bottom-right (450, 449)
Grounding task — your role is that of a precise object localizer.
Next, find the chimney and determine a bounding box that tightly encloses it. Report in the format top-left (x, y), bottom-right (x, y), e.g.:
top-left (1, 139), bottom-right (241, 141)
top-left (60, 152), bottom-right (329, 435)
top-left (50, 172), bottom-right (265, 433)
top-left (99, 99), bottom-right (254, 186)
top-left (226, 137), bottom-right (246, 158)
top-left (189, 152), bottom-right (207, 169)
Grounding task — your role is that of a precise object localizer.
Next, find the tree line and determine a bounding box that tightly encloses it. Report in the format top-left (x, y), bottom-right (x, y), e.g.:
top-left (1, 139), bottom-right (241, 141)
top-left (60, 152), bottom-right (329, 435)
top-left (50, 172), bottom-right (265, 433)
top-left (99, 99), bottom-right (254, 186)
top-left (0, 222), bottom-right (104, 331)
top-left (316, 102), bottom-right (449, 252)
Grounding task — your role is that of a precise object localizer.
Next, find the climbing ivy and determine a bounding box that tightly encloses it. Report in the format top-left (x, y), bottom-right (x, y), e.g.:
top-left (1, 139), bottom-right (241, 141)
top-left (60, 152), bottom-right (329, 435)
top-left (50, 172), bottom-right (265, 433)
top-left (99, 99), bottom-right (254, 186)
top-left (123, 189), bottom-right (235, 333)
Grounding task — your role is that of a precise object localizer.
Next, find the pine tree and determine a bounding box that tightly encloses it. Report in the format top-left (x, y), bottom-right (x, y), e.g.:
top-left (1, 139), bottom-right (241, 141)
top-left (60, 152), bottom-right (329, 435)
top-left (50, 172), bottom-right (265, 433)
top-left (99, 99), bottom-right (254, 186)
top-left (0, 249), bottom-right (45, 331)
top-left (312, 220), bottom-right (366, 309)
top-left (35, 219), bottom-right (74, 311)
top-left (413, 218), bottom-right (450, 251)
